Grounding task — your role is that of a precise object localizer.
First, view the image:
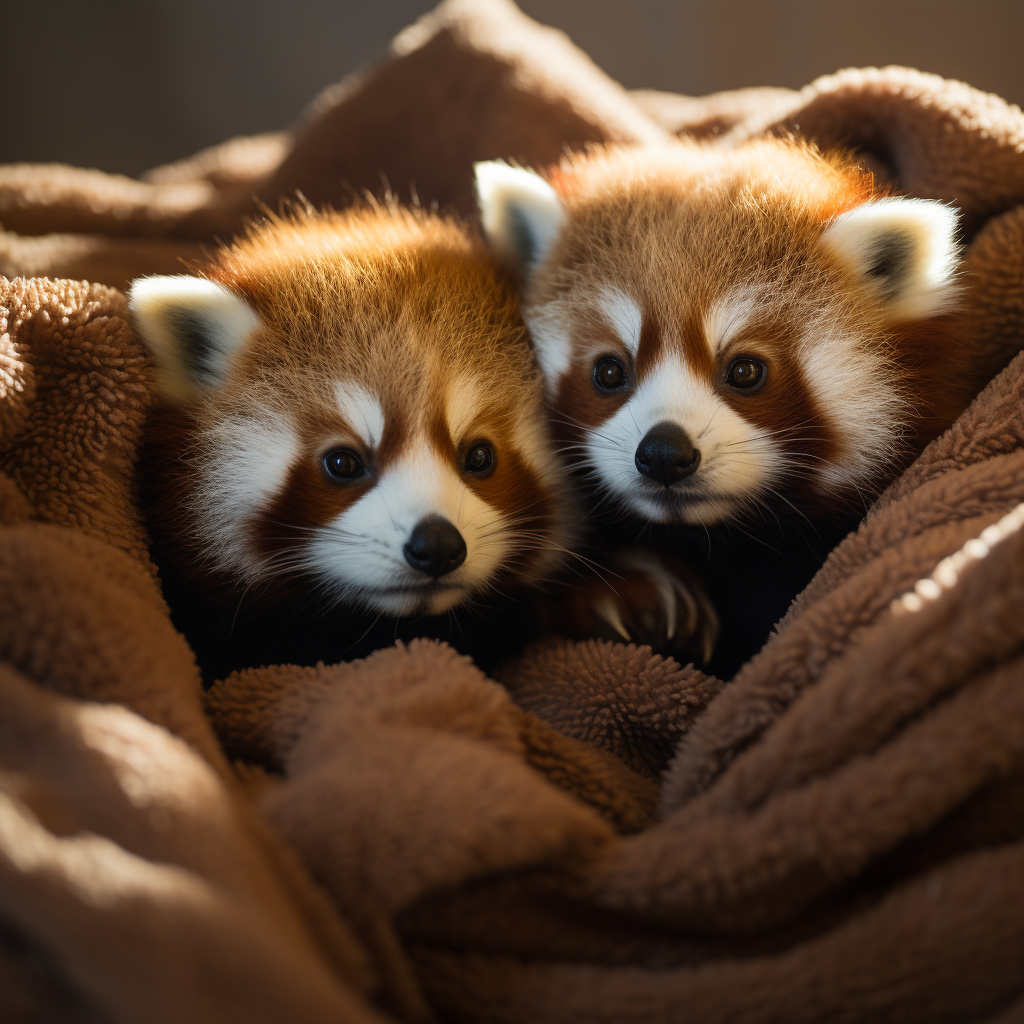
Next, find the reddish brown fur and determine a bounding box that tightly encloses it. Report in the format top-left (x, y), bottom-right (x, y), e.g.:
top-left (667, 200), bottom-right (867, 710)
top-left (144, 204), bottom-right (571, 616)
top-left (530, 138), bottom-right (979, 512)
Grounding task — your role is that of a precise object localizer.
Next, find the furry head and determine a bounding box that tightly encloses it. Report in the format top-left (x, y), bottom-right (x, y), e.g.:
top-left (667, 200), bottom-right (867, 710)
top-left (476, 139), bottom-right (968, 526)
top-left (131, 205), bottom-right (572, 618)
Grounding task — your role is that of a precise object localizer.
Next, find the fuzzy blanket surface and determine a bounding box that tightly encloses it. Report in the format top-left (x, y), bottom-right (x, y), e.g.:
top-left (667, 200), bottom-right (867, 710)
top-left (2, 1), bottom-right (1024, 1021)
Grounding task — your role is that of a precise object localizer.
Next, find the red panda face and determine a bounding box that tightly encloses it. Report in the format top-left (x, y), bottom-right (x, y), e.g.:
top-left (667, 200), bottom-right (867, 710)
top-left (476, 141), bottom-right (965, 526)
top-left (131, 208), bottom-right (571, 616)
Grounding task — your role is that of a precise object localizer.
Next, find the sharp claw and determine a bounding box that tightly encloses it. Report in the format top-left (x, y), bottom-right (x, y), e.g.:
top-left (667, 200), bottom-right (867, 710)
top-left (674, 581), bottom-right (698, 636)
top-left (697, 593), bottom-right (720, 664)
top-left (593, 595), bottom-right (632, 642)
top-left (701, 626), bottom-right (715, 665)
top-left (602, 551), bottom-right (720, 659)
top-left (650, 574), bottom-right (678, 640)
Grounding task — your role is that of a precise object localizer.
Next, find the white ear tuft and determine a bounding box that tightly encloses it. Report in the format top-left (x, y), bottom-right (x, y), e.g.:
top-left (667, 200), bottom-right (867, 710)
top-left (474, 160), bottom-right (565, 281)
top-left (128, 275), bottom-right (261, 403)
top-left (820, 198), bottom-right (961, 320)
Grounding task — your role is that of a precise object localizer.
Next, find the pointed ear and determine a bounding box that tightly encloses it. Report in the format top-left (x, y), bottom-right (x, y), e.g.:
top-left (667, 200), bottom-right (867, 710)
top-left (820, 198), bottom-right (961, 320)
top-left (128, 275), bottom-right (261, 403)
top-left (474, 160), bottom-right (565, 281)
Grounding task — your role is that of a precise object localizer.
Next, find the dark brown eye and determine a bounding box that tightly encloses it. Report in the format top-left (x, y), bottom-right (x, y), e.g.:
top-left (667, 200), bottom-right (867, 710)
top-left (727, 358), bottom-right (765, 391)
top-left (464, 441), bottom-right (495, 477)
top-left (322, 448), bottom-right (366, 482)
top-left (594, 357), bottom-right (627, 391)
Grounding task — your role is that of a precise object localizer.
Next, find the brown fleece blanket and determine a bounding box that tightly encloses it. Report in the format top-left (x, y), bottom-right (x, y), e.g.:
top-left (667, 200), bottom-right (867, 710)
top-left (3, 0), bottom-right (1024, 1021)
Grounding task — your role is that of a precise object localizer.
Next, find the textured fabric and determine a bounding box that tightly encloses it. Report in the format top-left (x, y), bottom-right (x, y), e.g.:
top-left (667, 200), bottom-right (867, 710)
top-left (3, 0), bottom-right (1024, 1020)
top-left (0, 279), bottom-right (381, 1024)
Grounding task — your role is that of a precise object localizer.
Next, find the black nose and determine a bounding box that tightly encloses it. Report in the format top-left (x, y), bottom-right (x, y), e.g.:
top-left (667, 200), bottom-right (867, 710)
top-left (635, 421), bottom-right (701, 486)
top-left (403, 515), bottom-right (467, 578)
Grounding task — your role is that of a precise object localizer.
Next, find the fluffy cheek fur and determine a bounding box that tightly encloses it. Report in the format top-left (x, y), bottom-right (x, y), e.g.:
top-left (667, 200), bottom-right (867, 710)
top-left (190, 417), bottom-right (513, 614)
top-left (797, 318), bottom-right (908, 492)
top-left (187, 392), bottom-right (569, 615)
top-left (582, 358), bottom-right (781, 525)
top-left (191, 411), bottom-right (301, 578)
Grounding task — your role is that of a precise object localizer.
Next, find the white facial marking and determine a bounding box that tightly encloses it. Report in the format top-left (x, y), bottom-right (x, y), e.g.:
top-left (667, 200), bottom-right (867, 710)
top-left (305, 441), bottom-right (510, 616)
top-left (193, 412), bottom-right (299, 577)
top-left (334, 381), bottom-right (385, 448)
top-left (510, 403), bottom-right (552, 478)
top-left (445, 376), bottom-right (484, 442)
top-left (798, 316), bottom-right (907, 490)
top-left (597, 287), bottom-right (643, 357)
top-left (703, 287), bottom-right (760, 353)
top-left (524, 303), bottom-right (573, 397)
top-left (585, 356), bottom-right (779, 525)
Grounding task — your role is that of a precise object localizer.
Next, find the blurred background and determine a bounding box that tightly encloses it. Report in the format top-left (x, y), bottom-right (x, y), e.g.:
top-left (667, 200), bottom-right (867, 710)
top-left (6, 0), bottom-right (1023, 176)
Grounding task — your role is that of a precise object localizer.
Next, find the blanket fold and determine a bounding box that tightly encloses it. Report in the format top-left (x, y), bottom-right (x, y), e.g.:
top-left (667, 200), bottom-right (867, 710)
top-left (0, 277), bottom-right (382, 1023)
top-left (2, 1), bottom-right (1024, 1021)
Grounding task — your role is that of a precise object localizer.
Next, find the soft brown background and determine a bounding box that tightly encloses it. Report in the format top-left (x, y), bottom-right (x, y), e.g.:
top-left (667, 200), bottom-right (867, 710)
top-left (7, 0), bottom-right (1023, 176)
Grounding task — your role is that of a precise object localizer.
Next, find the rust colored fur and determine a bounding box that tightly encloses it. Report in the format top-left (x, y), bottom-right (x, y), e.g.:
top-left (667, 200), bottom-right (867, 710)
top-left (531, 139), bottom-right (978, 517)
top-left (140, 205), bottom-right (572, 679)
top-left (476, 136), bottom-right (983, 674)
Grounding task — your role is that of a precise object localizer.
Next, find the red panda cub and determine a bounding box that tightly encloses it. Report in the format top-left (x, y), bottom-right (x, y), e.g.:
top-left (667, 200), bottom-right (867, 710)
top-left (130, 206), bottom-right (572, 680)
top-left (475, 139), bottom-right (976, 674)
